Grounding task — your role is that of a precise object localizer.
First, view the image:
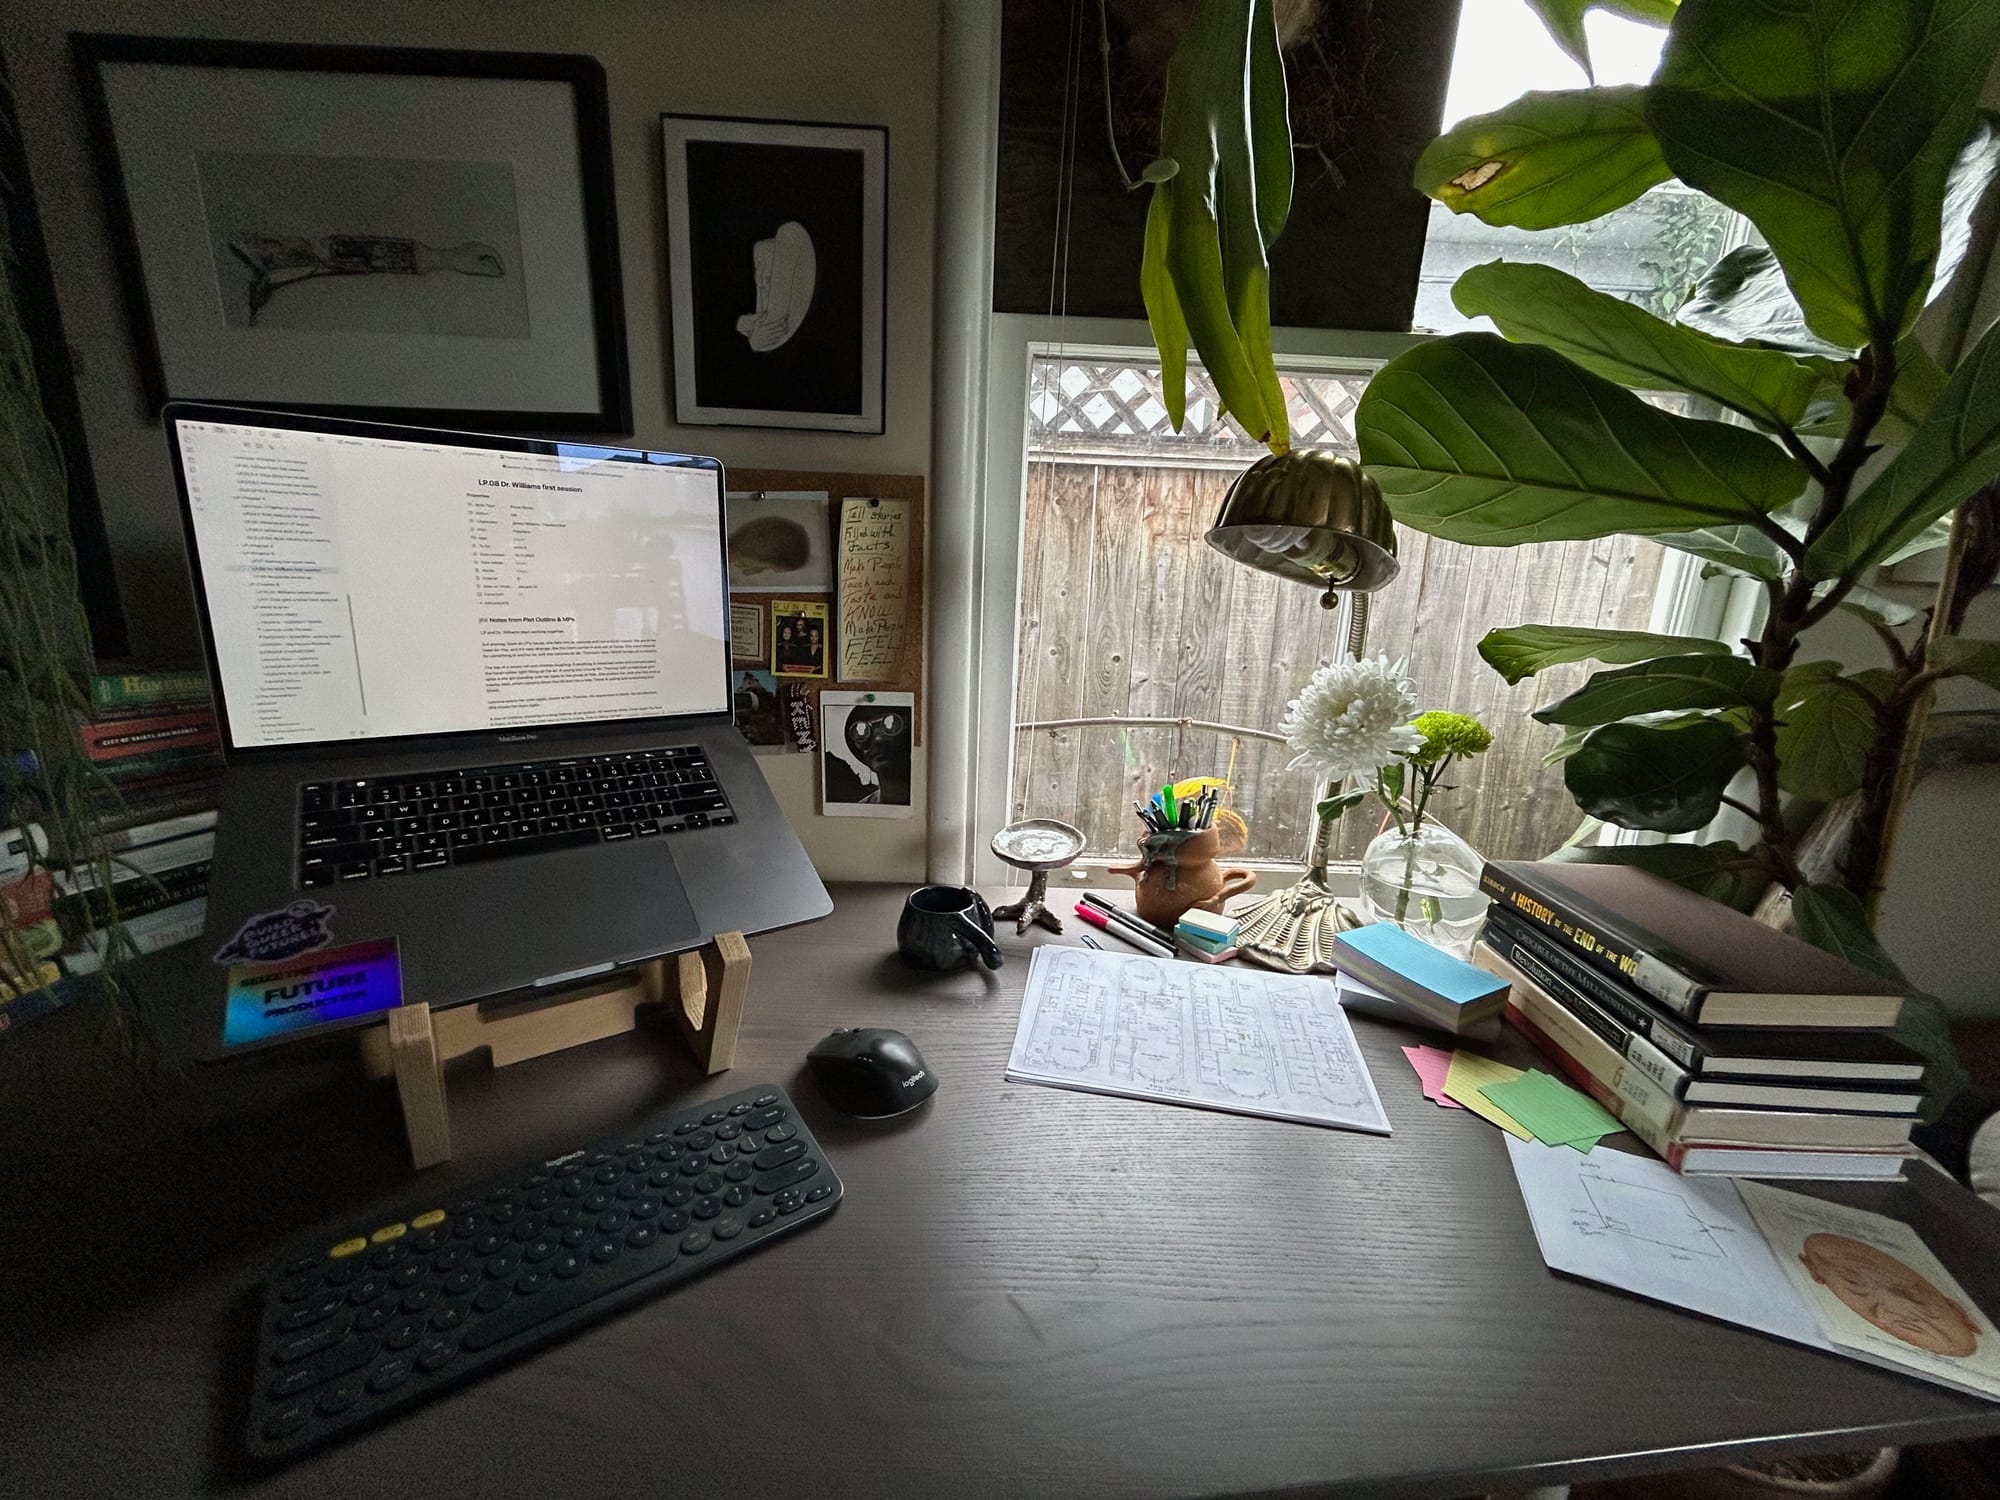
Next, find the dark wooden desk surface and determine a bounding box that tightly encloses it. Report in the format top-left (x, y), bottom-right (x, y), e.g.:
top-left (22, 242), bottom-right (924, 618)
top-left (6, 882), bottom-right (2000, 1499)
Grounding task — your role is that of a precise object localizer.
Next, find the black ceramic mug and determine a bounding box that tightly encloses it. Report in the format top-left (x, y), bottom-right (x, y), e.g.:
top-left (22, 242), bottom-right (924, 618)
top-left (897, 885), bottom-right (1003, 972)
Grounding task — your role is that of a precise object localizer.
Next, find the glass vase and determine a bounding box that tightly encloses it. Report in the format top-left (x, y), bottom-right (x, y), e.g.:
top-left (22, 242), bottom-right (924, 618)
top-left (1358, 818), bottom-right (1489, 957)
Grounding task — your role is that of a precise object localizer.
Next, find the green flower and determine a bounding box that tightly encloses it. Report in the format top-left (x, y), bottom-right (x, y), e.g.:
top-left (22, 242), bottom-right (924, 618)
top-left (1409, 710), bottom-right (1492, 765)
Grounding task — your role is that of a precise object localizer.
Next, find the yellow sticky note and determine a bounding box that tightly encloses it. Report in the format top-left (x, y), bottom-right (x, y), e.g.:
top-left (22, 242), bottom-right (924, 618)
top-left (1442, 1050), bottom-right (1532, 1141)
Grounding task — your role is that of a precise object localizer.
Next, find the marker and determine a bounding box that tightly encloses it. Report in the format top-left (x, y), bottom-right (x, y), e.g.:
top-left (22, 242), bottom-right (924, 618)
top-left (1073, 904), bottom-right (1174, 957)
top-left (1079, 894), bottom-right (1180, 948)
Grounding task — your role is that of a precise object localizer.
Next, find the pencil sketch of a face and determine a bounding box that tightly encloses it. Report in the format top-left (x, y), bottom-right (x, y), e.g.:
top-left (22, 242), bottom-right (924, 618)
top-left (1800, 1232), bottom-right (1980, 1357)
top-left (735, 220), bottom-right (816, 352)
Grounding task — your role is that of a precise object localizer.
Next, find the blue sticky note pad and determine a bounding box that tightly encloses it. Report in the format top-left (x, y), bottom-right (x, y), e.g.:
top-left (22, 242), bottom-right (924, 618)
top-left (1334, 924), bottom-right (1506, 1008)
top-left (224, 937), bottom-right (402, 1045)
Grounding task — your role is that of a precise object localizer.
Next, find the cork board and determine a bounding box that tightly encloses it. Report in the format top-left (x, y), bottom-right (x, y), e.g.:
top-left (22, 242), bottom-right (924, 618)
top-left (726, 468), bottom-right (925, 749)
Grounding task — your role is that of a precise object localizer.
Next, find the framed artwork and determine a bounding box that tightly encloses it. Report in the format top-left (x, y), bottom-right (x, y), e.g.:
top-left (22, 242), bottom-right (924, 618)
top-left (73, 35), bottom-right (632, 431)
top-left (660, 114), bottom-right (886, 434)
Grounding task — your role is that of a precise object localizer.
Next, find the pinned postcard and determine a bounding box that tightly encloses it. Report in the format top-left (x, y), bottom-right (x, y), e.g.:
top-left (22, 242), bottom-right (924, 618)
top-left (223, 936), bottom-right (402, 1046)
top-left (729, 601), bottom-right (766, 663)
top-left (820, 690), bottom-right (914, 817)
top-left (771, 599), bottom-right (829, 679)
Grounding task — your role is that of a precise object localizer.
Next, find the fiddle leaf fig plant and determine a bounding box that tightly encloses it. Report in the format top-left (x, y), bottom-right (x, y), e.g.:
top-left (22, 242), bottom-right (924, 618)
top-left (1349, 0), bottom-right (2000, 924)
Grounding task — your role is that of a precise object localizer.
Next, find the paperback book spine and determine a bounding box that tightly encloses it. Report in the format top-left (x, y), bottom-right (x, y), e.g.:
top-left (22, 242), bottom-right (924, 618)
top-left (89, 670), bottom-right (211, 711)
top-left (1483, 908), bottom-right (1703, 1079)
top-left (1479, 862), bottom-right (1708, 1015)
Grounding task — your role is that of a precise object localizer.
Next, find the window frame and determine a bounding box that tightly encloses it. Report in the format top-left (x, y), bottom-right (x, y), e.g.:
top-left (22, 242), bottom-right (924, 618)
top-left (970, 313), bottom-right (1750, 886)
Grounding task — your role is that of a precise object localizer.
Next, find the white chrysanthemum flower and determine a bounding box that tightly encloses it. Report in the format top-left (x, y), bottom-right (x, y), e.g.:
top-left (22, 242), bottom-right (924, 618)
top-left (1278, 654), bottom-right (1423, 781)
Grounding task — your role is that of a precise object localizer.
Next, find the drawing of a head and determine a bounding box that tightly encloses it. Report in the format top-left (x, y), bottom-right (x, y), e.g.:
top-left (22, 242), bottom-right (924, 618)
top-left (1798, 1232), bottom-right (1979, 1357)
top-left (844, 705), bottom-right (908, 775)
top-left (735, 220), bottom-right (816, 352)
top-left (729, 516), bottom-right (812, 575)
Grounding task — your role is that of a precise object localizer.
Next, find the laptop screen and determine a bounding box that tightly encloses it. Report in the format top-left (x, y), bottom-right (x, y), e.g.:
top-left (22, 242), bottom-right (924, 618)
top-left (170, 409), bottom-right (730, 752)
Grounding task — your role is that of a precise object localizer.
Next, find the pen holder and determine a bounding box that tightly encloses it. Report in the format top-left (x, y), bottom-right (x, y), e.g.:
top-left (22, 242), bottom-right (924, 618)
top-left (1107, 826), bottom-right (1255, 932)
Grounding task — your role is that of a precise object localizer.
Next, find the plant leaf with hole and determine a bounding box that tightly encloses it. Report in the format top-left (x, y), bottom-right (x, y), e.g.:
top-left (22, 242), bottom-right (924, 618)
top-left (1453, 260), bottom-right (1826, 430)
top-left (1805, 316), bottom-right (2000, 579)
top-left (1142, 0), bottom-right (1292, 449)
top-left (1479, 624), bottom-right (1729, 685)
top-left (1649, 0), bottom-right (2000, 349)
top-left (1413, 87), bottom-right (1668, 231)
top-left (1563, 718), bottom-right (1745, 833)
top-left (1546, 839), bottom-right (1754, 906)
top-left (1930, 637), bottom-right (2000, 691)
top-left (1773, 664), bottom-right (1884, 801)
top-left (1357, 334), bottom-right (1807, 546)
top-left (1533, 654), bottom-right (1781, 726)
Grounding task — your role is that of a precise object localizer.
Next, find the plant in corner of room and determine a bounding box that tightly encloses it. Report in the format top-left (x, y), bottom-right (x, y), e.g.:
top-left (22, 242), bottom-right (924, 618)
top-left (1137, 0), bottom-right (2000, 1109)
top-left (0, 202), bottom-right (141, 1054)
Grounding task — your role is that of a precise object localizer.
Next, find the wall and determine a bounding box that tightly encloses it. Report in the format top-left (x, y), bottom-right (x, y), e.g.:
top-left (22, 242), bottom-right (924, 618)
top-left (0, 0), bottom-right (941, 880)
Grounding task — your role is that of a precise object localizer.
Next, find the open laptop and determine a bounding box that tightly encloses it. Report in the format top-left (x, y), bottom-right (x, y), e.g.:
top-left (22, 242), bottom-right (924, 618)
top-left (166, 403), bottom-right (830, 1057)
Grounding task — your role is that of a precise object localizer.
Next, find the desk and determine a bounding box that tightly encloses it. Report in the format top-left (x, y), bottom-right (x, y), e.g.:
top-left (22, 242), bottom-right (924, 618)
top-left (5, 883), bottom-right (2000, 1498)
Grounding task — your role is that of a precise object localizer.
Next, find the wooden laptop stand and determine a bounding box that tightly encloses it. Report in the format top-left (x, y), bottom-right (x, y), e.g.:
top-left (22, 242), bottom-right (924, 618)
top-left (356, 932), bottom-right (751, 1169)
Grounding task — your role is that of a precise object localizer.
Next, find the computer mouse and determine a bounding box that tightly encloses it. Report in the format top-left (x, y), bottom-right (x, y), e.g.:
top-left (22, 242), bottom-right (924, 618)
top-left (807, 1027), bottom-right (937, 1118)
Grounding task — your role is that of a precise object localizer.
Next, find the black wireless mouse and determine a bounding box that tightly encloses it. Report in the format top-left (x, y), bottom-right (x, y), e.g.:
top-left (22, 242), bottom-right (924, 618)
top-left (807, 1027), bottom-right (938, 1118)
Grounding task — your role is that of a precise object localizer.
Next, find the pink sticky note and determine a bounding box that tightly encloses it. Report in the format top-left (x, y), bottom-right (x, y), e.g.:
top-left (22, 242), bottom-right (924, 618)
top-left (1401, 1045), bottom-right (1466, 1109)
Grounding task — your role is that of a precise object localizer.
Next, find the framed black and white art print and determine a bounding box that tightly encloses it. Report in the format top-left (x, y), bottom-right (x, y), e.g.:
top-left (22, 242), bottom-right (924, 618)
top-left (74, 36), bottom-right (631, 431)
top-left (660, 115), bottom-right (886, 434)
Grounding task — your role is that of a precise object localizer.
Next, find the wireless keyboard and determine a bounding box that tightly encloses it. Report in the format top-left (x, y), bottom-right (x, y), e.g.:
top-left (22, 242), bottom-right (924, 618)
top-left (295, 745), bottom-right (735, 887)
top-left (244, 1083), bottom-right (839, 1463)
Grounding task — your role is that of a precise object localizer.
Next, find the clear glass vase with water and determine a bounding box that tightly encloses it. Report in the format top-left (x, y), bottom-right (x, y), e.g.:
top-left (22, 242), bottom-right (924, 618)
top-left (1357, 818), bottom-right (1490, 957)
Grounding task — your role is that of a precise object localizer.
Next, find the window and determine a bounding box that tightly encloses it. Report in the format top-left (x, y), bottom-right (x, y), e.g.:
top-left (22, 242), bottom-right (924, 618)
top-left (1006, 352), bottom-right (1681, 874)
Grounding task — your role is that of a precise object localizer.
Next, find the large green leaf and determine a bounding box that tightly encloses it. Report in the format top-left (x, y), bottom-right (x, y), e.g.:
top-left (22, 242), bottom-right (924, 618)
top-left (1533, 654), bottom-right (1781, 727)
top-left (1930, 637), bottom-right (2000, 691)
top-left (1144, 0), bottom-right (1292, 449)
top-left (1649, 522), bottom-right (1791, 581)
top-left (1563, 718), bottom-right (1745, 833)
top-left (1453, 261), bottom-right (1826, 432)
top-left (1674, 246), bottom-right (1855, 358)
top-left (1357, 334), bottom-right (1808, 546)
top-left (1546, 838), bottom-right (1755, 906)
top-left (1805, 316), bottom-right (2000, 579)
top-left (1139, 192), bottom-right (1189, 432)
top-left (1773, 663), bottom-right (1882, 801)
top-left (1649, 0), bottom-right (2000, 350)
top-left (1798, 337), bottom-right (1947, 445)
top-left (1792, 883), bottom-right (1908, 984)
top-left (1479, 624), bottom-right (1728, 685)
top-left (1413, 87), bottom-right (1669, 231)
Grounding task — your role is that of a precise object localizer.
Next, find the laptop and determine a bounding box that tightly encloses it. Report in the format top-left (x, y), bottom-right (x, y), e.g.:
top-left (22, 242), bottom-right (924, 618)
top-left (165, 403), bottom-right (831, 1057)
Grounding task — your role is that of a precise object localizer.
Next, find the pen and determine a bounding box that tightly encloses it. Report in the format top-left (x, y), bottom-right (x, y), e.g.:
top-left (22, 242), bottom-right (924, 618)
top-left (1079, 894), bottom-right (1180, 948)
top-left (1073, 904), bottom-right (1175, 957)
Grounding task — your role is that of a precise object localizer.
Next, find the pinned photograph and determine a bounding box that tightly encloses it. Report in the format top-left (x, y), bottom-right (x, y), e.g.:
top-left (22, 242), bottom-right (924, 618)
top-left (820, 690), bottom-right (914, 818)
top-left (732, 669), bottom-right (784, 747)
top-left (771, 600), bottom-right (829, 679)
top-left (726, 490), bottom-right (832, 593)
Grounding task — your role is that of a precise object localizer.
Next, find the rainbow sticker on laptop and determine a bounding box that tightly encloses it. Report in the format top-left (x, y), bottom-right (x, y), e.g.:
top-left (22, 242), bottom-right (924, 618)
top-left (224, 937), bottom-right (402, 1046)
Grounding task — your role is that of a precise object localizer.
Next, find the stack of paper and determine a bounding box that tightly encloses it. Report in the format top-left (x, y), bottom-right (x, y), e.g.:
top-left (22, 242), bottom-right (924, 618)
top-left (1397, 1046), bottom-right (1622, 1153)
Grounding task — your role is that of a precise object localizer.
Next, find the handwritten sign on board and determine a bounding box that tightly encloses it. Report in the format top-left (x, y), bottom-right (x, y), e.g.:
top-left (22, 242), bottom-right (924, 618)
top-left (835, 497), bottom-right (911, 682)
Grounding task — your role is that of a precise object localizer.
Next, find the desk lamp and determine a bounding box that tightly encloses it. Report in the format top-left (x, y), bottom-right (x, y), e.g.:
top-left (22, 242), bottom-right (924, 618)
top-left (1204, 448), bottom-right (1399, 972)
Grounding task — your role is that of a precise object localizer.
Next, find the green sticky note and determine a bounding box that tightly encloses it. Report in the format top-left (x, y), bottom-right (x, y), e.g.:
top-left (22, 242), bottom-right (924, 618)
top-left (1480, 1070), bottom-right (1621, 1147)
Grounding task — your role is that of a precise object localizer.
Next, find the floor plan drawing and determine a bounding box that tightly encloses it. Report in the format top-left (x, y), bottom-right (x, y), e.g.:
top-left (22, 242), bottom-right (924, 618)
top-left (1575, 1168), bottom-right (1727, 1258)
top-left (1006, 946), bottom-right (1391, 1134)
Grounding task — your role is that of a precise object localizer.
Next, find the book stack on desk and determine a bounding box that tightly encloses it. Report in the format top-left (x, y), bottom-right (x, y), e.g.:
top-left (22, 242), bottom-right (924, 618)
top-left (1473, 860), bottom-right (1923, 1180)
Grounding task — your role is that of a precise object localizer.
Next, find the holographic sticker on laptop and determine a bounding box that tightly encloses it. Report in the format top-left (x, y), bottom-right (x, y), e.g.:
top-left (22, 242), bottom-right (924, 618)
top-left (223, 936), bottom-right (401, 1045)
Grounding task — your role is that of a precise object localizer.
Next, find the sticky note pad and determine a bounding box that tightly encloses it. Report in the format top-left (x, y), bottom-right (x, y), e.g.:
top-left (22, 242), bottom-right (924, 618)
top-left (1481, 1069), bottom-right (1621, 1147)
top-left (1442, 1051), bottom-right (1531, 1141)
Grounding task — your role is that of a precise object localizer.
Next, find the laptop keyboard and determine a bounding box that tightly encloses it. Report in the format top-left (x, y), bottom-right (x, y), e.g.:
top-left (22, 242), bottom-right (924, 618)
top-left (296, 747), bottom-right (734, 888)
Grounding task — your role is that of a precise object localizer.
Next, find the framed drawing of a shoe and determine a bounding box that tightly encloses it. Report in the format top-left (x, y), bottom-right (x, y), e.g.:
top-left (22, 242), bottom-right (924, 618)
top-left (660, 114), bottom-right (887, 435)
top-left (74, 35), bottom-right (631, 432)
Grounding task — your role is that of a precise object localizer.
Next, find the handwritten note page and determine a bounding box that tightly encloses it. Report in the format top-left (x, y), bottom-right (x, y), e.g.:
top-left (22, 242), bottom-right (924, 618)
top-left (836, 497), bottom-right (911, 681)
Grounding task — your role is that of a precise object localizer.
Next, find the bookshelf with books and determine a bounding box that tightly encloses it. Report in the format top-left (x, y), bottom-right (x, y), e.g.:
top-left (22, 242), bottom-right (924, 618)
top-left (1474, 860), bottom-right (1926, 1181)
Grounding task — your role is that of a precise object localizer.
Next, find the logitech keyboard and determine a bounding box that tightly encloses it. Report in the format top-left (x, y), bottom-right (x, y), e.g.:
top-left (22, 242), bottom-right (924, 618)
top-left (296, 745), bottom-right (735, 887)
top-left (244, 1083), bottom-right (839, 1463)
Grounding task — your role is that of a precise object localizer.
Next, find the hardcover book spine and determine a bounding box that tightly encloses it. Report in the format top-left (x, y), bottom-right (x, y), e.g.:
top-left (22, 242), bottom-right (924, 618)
top-left (1484, 910), bottom-right (1703, 1076)
top-left (1478, 862), bottom-right (1705, 1016)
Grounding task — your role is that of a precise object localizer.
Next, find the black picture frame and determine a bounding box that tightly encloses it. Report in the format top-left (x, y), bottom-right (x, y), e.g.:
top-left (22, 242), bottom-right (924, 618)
top-left (660, 113), bottom-right (887, 435)
top-left (73, 34), bottom-right (632, 433)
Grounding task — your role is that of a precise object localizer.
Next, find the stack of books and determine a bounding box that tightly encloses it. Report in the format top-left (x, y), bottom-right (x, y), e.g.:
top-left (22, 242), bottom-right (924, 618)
top-left (1474, 860), bottom-right (1923, 1180)
top-left (0, 670), bottom-right (220, 1030)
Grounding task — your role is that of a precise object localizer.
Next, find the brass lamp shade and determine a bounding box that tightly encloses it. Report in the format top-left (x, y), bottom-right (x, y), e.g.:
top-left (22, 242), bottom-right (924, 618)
top-left (1205, 449), bottom-right (1399, 599)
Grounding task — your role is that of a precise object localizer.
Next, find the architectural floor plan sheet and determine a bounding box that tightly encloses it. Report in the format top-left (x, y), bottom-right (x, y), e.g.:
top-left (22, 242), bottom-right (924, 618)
top-left (1005, 946), bottom-right (1391, 1134)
